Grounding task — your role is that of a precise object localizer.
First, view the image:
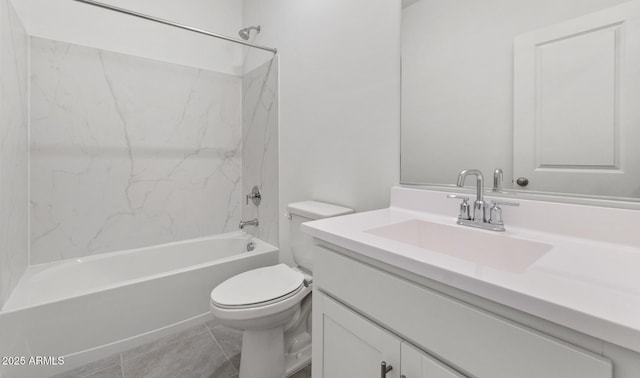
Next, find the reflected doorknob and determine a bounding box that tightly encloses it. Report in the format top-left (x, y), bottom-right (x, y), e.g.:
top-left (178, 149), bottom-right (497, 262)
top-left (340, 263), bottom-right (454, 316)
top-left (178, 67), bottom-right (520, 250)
top-left (516, 177), bottom-right (529, 187)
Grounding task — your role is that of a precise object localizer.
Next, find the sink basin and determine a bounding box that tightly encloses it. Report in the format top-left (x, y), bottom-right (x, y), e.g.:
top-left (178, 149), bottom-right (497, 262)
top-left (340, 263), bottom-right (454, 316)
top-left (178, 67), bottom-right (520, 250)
top-left (366, 219), bottom-right (552, 273)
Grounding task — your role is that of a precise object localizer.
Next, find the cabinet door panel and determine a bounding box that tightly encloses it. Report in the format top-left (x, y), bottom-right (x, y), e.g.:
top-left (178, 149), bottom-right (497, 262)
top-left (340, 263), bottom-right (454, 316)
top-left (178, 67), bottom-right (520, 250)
top-left (401, 342), bottom-right (466, 378)
top-left (315, 246), bottom-right (612, 378)
top-left (313, 292), bottom-right (400, 378)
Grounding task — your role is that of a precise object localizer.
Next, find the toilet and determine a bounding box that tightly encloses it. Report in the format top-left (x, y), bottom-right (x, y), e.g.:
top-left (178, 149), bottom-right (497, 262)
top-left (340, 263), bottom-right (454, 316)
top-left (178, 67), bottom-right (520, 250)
top-left (209, 201), bottom-right (354, 378)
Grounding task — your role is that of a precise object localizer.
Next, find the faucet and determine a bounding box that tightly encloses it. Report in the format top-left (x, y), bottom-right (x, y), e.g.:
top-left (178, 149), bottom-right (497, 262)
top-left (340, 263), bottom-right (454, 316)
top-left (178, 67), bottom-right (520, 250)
top-left (492, 168), bottom-right (503, 192)
top-left (449, 169), bottom-right (519, 231)
top-left (239, 218), bottom-right (259, 229)
top-left (456, 169), bottom-right (487, 223)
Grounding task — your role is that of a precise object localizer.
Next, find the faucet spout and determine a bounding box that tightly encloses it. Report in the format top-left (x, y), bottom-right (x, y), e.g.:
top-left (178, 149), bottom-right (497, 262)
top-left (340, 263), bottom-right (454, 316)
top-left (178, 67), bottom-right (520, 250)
top-left (239, 218), bottom-right (259, 230)
top-left (456, 169), bottom-right (484, 202)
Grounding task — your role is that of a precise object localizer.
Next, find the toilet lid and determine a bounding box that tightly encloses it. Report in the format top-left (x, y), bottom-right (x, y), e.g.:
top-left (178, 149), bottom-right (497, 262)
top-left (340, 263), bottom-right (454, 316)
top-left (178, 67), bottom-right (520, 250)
top-left (210, 264), bottom-right (304, 307)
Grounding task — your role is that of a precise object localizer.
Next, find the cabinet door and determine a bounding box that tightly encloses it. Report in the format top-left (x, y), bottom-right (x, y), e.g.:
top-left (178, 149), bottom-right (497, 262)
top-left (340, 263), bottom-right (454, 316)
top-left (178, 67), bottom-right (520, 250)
top-left (401, 342), bottom-right (466, 378)
top-left (316, 246), bottom-right (612, 378)
top-left (313, 292), bottom-right (401, 378)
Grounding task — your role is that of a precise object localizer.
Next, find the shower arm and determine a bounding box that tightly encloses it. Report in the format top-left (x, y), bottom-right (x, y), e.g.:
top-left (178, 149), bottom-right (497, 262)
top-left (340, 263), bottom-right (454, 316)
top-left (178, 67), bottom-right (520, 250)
top-left (71, 0), bottom-right (277, 54)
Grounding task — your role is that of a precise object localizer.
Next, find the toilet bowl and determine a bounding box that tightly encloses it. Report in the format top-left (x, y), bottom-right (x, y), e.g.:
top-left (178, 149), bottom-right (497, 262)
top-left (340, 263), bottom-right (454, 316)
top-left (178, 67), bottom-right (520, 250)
top-left (209, 201), bottom-right (353, 378)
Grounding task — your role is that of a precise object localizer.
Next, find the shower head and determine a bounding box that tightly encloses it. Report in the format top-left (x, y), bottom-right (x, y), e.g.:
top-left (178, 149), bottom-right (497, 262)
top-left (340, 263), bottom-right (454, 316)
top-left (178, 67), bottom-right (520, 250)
top-left (238, 25), bottom-right (261, 40)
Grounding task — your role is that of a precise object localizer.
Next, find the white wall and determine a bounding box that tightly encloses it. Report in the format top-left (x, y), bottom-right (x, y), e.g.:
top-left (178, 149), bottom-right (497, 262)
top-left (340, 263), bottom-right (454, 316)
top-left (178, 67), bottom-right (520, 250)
top-left (243, 0), bottom-right (401, 264)
top-left (11, 0), bottom-right (244, 75)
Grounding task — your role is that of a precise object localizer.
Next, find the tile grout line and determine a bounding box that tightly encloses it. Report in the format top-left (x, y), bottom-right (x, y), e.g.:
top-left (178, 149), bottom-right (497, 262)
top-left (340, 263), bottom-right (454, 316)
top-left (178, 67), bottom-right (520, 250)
top-left (74, 359), bottom-right (120, 378)
top-left (206, 325), bottom-right (238, 375)
top-left (121, 327), bottom-right (210, 363)
top-left (120, 352), bottom-right (125, 378)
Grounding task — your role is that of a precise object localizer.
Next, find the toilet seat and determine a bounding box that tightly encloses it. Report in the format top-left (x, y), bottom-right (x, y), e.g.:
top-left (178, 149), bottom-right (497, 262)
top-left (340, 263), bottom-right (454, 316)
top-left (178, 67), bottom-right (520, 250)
top-left (209, 264), bottom-right (312, 324)
top-left (210, 264), bottom-right (305, 308)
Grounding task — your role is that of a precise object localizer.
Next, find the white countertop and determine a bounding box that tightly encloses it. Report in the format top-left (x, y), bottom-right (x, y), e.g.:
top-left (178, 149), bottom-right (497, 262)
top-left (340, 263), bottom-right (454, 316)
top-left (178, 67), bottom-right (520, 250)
top-left (301, 187), bottom-right (640, 353)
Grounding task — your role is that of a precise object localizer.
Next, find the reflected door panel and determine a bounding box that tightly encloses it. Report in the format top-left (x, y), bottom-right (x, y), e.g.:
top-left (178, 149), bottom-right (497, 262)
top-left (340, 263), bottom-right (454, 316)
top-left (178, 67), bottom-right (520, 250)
top-left (514, 2), bottom-right (640, 198)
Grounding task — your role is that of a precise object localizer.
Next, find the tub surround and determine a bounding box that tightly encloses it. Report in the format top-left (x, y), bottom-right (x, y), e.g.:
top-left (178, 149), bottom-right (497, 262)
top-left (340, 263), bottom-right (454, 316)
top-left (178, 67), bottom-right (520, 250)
top-left (302, 186), bottom-right (640, 354)
top-left (0, 28), bottom-right (282, 377)
top-left (29, 37), bottom-right (243, 264)
top-left (242, 57), bottom-right (279, 247)
top-left (0, 0), bottom-right (29, 309)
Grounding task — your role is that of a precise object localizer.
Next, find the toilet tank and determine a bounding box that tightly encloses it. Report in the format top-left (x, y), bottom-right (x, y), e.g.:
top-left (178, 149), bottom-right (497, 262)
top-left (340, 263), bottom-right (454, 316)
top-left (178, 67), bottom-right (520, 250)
top-left (287, 201), bottom-right (354, 272)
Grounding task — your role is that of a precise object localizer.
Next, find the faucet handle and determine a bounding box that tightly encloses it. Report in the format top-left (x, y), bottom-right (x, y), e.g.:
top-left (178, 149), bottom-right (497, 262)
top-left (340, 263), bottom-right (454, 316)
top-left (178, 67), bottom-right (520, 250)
top-left (446, 194), bottom-right (469, 201)
top-left (447, 194), bottom-right (471, 220)
top-left (490, 200), bottom-right (519, 207)
top-left (489, 200), bottom-right (519, 226)
top-left (246, 185), bottom-right (262, 206)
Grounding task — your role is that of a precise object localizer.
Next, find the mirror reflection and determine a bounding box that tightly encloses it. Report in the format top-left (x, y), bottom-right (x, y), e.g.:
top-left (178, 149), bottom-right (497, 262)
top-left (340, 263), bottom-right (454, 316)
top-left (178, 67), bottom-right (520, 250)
top-left (401, 0), bottom-right (640, 200)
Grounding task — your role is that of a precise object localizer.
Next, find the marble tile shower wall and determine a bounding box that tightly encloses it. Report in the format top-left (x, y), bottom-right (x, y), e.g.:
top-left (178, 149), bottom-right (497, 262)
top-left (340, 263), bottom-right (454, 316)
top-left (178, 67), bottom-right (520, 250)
top-left (30, 37), bottom-right (243, 264)
top-left (242, 57), bottom-right (278, 247)
top-left (0, 0), bottom-right (28, 308)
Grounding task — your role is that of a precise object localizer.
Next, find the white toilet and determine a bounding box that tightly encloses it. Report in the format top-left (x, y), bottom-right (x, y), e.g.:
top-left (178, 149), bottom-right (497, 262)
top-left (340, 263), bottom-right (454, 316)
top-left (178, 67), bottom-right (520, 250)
top-left (209, 201), bottom-right (353, 378)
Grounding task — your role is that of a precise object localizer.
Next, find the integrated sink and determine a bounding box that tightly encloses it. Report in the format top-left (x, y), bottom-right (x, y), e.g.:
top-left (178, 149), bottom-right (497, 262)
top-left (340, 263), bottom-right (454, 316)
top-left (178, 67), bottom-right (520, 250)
top-left (366, 219), bottom-right (552, 273)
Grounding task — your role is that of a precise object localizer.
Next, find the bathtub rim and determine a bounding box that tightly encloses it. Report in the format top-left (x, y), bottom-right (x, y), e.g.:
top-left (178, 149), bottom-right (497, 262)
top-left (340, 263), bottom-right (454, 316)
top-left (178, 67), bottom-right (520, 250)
top-left (2, 231), bottom-right (277, 313)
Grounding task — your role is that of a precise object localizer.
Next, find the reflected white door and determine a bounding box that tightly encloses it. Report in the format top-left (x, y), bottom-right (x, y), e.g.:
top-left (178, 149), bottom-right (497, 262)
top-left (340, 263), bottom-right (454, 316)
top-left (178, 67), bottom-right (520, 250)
top-left (514, 1), bottom-right (640, 198)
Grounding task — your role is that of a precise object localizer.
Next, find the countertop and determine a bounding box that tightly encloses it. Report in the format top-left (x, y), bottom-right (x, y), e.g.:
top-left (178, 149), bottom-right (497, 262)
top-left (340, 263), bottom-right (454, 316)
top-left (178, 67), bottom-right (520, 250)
top-left (301, 188), bottom-right (640, 353)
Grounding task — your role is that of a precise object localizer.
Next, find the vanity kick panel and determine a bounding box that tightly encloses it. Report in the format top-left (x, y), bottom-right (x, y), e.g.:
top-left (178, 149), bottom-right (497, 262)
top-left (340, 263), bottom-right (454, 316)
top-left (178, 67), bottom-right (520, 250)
top-left (314, 245), bottom-right (612, 378)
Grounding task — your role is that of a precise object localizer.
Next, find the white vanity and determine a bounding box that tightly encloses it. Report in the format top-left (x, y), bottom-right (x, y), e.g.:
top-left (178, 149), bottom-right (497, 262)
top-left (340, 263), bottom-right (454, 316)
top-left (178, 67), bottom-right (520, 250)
top-left (302, 187), bottom-right (640, 378)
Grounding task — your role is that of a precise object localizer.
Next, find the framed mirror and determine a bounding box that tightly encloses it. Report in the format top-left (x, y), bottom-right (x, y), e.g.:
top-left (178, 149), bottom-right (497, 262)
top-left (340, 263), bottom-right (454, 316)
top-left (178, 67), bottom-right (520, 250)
top-left (401, 0), bottom-right (640, 203)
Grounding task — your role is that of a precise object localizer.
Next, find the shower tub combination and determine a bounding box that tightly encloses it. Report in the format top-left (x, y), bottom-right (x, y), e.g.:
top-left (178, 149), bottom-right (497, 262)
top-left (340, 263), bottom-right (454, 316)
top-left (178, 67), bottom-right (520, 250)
top-left (0, 231), bottom-right (278, 377)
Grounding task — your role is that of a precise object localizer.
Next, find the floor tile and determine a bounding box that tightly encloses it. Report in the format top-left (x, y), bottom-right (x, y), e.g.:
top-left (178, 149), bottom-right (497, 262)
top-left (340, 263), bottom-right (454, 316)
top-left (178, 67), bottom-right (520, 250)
top-left (122, 331), bottom-right (232, 378)
top-left (51, 354), bottom-right (120, 378)
top-left (122, 325), bottom-right (209, 361)
top-left (209, 325), bottom-right (242, 370)
top-left (83, 364), bottom-right (123, 378)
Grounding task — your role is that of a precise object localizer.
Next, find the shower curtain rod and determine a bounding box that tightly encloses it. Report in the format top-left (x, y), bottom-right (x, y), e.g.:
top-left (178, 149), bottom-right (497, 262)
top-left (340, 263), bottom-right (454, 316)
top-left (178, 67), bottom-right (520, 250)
top-left (72, 0), bottom-right (277, 54)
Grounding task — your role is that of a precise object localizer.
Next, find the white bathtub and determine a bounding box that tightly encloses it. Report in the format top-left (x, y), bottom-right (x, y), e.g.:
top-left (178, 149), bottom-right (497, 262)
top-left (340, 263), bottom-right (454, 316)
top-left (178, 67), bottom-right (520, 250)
top-left (0, 232), bottom-right (278, 377)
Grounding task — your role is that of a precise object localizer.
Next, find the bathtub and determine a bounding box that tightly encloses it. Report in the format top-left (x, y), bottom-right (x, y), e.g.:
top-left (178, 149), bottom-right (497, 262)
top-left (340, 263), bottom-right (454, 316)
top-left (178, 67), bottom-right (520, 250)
top-left (0, 231), bottom-right (278, 377)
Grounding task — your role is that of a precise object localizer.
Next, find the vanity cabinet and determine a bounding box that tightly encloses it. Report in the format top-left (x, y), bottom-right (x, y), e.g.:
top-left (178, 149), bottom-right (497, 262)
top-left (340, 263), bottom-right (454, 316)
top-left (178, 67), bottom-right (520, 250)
top-left (314, 292), bottom-right (464, 378)
top-left (401, 341), bottom-right (465, 378)
top-left (312, 244), bottom-right (619, 378)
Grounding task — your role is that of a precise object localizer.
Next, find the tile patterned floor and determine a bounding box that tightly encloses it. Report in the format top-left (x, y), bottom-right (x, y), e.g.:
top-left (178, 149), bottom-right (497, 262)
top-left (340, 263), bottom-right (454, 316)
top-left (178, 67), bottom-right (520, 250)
top-left (51, 317), bottom-right (311, 378)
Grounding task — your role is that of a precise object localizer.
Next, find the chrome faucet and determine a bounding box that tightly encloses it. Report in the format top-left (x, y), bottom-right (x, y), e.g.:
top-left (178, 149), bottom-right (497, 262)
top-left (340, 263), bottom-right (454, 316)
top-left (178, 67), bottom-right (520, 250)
top-left (492, 168), bottom-right (503, 192)
top-left (239, 218), bottom-right (259, 229)
top-left (449, 169), bottom-right (519, 231)
top-left (456, 169), bottom-right (487, 223)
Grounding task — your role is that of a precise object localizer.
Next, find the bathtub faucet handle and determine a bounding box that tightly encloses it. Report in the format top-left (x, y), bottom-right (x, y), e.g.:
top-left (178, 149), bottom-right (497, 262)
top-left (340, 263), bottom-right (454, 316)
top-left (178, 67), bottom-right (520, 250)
top-left (246, 186), bottom-right (262, 206)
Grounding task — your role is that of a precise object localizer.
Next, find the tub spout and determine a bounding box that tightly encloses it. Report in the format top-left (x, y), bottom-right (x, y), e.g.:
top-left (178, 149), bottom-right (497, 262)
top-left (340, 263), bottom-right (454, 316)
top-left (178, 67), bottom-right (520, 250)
top-left (239, 218), bottom-right (259, 229)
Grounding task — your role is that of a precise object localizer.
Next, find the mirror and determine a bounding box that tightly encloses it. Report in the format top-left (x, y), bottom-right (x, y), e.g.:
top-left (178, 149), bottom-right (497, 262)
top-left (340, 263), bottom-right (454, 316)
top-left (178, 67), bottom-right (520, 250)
top-left (401, 0), bottom-right (640, 202)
